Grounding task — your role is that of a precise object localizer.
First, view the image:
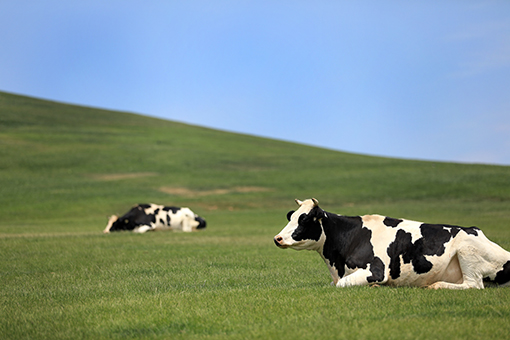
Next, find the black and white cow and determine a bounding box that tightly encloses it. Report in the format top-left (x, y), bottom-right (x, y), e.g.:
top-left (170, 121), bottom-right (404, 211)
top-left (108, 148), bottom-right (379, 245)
top-left (104, 204), bottom-right (206, 233)
top-left (274, 198), bottom-right (510, 289)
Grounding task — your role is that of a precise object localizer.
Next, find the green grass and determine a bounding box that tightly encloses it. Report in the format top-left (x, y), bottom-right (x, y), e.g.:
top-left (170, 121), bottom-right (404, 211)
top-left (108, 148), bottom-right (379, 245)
top-left (1, 91), bottom-right (510, 339)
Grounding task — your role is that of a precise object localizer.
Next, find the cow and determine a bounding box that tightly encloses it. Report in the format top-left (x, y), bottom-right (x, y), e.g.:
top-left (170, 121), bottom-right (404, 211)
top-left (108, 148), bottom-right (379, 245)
top-left (104, 204), bottom-right (206, 233)
top-left (274, 198), bottom-right (510, 289)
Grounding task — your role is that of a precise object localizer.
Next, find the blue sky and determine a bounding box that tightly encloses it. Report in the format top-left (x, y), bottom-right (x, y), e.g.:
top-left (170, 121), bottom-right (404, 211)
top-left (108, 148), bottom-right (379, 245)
top-left (1, 1), bottom-right (510, 165)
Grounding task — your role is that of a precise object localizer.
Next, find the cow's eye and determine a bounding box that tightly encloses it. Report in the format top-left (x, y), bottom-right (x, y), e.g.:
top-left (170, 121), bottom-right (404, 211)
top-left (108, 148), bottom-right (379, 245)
top-left (287, 210), bottom-right (295, 221)
top-left (124, 219), bottom-right (129, 224)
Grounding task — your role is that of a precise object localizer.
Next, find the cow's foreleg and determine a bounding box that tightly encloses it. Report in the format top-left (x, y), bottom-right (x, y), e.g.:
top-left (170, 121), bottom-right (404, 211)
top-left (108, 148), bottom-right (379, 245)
top-left (336, 269), bottom-right (377, 288)
top-left (133, 225), bottom-right (153, 233)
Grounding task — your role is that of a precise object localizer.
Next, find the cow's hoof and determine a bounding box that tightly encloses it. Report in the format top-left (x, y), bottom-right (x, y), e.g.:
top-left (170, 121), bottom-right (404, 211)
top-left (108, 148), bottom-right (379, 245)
top-left (426, 283), bottom-right (441, 289)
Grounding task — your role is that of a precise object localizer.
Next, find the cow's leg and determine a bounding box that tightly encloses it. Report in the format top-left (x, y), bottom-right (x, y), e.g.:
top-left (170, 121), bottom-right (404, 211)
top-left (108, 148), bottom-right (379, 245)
top-left (134, 225), bottom-right (153, 233)
top-left (428, 248), bottom-right (486, 290)
top-left (427, 280), bottom-right (483, 290)
top-left (430, 240), bottom-right (510, 290)
top-left (336, 269), bottom-right (383, 288)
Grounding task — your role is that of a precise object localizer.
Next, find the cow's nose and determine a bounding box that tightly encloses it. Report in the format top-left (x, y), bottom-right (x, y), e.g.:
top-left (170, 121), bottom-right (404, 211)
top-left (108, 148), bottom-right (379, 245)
top-left (274, 235), bottom-right (283, 246)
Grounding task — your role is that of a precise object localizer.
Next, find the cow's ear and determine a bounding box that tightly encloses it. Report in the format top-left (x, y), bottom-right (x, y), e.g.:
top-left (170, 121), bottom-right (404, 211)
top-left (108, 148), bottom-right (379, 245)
top-left (312, 207), bottom-right (326, 220)
top-left (287, 210), bottom-right (295, 221)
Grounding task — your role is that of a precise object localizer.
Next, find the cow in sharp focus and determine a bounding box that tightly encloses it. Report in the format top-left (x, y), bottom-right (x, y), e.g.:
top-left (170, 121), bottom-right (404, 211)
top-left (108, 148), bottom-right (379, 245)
top-left (274, 198), bottom-right (510, 289)
top-left (104, 204), bottom-right (206, 233)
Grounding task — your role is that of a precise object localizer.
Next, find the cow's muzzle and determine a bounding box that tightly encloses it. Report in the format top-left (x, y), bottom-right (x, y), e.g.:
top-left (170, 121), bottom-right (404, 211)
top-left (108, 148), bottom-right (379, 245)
top-left (273, 235), bottom-right (287, 248)
top-left (195, 216), bottom-right (207, 230)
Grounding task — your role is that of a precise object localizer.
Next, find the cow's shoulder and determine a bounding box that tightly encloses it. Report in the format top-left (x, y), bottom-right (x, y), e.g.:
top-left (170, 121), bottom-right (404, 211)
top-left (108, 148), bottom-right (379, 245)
top-left (324, 213), bottom-right (387, 282)
top-left (324, 214), bottom-right (373, 261)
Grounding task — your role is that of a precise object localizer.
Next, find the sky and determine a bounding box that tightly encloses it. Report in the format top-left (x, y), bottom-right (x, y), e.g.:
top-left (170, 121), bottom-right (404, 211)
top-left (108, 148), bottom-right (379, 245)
top-left (1, 1), bottom-right (510, 165)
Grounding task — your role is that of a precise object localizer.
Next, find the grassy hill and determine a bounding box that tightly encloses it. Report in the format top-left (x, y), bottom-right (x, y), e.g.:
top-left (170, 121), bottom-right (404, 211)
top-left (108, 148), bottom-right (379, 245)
top-left (2, 91), bottom-right (509, 234)
top-left (1, 91), bottom-right (510, 339)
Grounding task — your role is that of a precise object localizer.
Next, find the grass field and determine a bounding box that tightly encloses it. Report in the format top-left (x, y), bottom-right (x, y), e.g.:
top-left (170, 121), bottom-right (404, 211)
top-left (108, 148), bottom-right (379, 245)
top-left (1, 91), bottom-right (510, 339)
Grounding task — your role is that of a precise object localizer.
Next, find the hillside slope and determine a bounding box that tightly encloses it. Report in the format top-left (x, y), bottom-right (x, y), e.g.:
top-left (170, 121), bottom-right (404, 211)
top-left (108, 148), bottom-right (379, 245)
top-left (1, 91), bottom-right (509, 238)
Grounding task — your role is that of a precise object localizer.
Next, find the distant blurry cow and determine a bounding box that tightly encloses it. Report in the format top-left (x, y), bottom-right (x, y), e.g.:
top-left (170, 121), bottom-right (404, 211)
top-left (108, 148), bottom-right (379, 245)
top-left (104, 204), bottom-right (206, 233)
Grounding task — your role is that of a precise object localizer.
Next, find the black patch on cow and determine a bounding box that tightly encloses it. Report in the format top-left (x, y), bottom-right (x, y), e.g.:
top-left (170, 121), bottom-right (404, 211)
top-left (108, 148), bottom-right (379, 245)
top-left (449, 227), bottom-right (461, 238)
top-left (159, 218), bottom-right (165, 225)
top-left (460, 226), bottom-right (479, 236)
top-left (408, 241), bottom-right (434, 274)
top-left (287, 210), bottom-right (295, 221)
top-left (320, 214), bottom-right (382, 282)
top-left (344, 226), bottom-right (374, 270)
top-left (436, 224), bottom-right (479, 238)
top-left (291, 207), bottom-right (323, 242)
top-left (419, 224), bottom-right (453, 256)
top-left (495, 261), bottom-right (510, 285)
top-left (163, 206), bottom-right (181, 214)
top-left (166, 214), bottom-right (171, 225)
top-left (387, 229), bottom-right (413, 279)
top-left (367, 257), bottom-right (385, 283)
top-left (383, 217), bottom-right (403, 228)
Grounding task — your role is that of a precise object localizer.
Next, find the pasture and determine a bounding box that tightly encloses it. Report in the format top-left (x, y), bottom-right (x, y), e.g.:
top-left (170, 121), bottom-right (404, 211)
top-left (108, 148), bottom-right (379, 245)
top-left (1, 91), bottom-right (510, 339)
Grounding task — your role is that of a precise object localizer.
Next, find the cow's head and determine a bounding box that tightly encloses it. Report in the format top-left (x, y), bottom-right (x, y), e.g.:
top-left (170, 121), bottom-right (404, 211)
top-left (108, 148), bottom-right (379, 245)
top-left (180, 207), bottom-right (207, 231)
top-left (274, 198), bottom-right (325, 251)
top-left (192, 214), bottom-right (207, 230)
top-left (103, 215), bottom-right (131, 233)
